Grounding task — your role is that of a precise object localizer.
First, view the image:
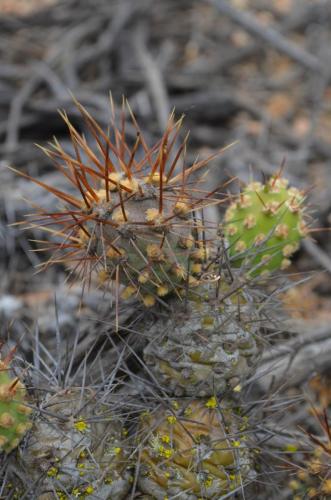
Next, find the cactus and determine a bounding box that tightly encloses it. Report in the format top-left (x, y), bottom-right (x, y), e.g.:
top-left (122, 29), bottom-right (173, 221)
top-left (288, 403), bottom-right (331, 500)
top-left (17, 99), bottom-right (225, 307)
top-left (6, 387), bottom-right (132, 499)
top-left (224, 176), bottom-right (307, 275)
top-left (0, 358), bottom-right (32, 454)
top-left (13, 96), bottom-right (312, 499)
top-left (88, 170), bottom-right (205, 307)
top-left (144, 280), bottom-right (262, 397)
top-left (289, 446), bottom-right (331, 500)
top-left (5, 388), bottom-right (132, 500)
top-left (138, 398), bottom-right (254, 499)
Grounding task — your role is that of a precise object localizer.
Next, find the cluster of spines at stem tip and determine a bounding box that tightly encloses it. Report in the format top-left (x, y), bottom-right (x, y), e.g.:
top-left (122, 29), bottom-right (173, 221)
top-left (15, 96), bottom-right (232, 307)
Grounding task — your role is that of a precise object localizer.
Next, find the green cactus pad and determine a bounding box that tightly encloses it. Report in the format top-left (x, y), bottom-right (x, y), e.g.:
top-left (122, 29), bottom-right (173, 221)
top-left (0, 361), bottom-right (32, 454)
top-left (224, 177), bottom-right (307, 275)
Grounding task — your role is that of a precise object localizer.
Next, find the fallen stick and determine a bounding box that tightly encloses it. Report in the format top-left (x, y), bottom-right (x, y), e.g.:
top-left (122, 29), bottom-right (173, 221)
top-left (134, 22), bottom-right (171, 131)
top-left (208, 0), bottom-right (324, 74)
top-left (302, 239), bottom-right (331, 275)
top-left (256, 327), bottom-right (331, 391)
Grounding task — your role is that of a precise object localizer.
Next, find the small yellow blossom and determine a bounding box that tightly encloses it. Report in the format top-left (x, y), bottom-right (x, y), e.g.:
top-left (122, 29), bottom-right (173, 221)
top-left (205, 396), bottom-right (217, 409)
top-left (74, 420), bottom-right (89, 433)
top-left (142, 294), bottom-right (156, 307)
top-left (47, 467), bottom-right (58, 477)
top-left (166, 415), bottom-right (177, 425)
top-left (285, 443), bottom-right (298, 453)
top-left (289, 480), bottom-right (300, 490)
top-left (158, 445), bottom-right (173, 458)
top-left (233, 384), bottom-right (242, 392)
top-left (56, 492), bottom-right (67, 500)
top-left (204, 476), bottom-right (213, 487)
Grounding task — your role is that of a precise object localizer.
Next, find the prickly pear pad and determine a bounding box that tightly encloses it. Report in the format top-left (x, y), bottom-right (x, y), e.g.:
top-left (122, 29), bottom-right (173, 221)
top-left (0, 361), bottom-right (32, 454)
top-left (224, 177), bottom-right (306, 275)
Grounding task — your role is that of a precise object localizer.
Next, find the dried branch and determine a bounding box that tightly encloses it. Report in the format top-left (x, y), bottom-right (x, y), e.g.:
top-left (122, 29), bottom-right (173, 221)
top-left (208, 0), bottom-right (325, 74)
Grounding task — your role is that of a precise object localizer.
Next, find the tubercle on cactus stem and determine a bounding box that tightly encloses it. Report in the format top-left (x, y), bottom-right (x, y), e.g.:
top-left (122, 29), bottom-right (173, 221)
top-left (14, 95), bottom-right (235, 307)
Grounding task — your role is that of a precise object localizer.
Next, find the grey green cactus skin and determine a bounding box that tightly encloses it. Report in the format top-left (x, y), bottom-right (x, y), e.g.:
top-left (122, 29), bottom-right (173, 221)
top-left (14, 388), bottom-right (132, 499)
top-left (138, 399), bottom-right (253, 499)
top-left (224, 177), bottom-right (306, 275)
top-left (0, 360), bottom-right (32, 454)
top-left (143, 285), bottom-right (261, 397)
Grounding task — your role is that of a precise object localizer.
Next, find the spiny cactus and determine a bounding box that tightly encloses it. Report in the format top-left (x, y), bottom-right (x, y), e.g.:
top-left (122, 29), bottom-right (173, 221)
top-left (0, 357), bottom-right (32, 454)
top-left (7, 387), bottom-right (132, 499)
top-left (288, 406), bottom-right (331, 500)
top-left (137, 398), bottom-right (254, 499)
top-left (289, 446), bottom-right (331, 500)
top-left (7, 388), bottom-right (132, 500)
top-left (144, 279), bottom-right (262, 397)
top-left (13, 95), bottom-right (312, 500)
top-left (17, 98), bottom-right (229, 307)
top-left (224, 176), bottom-right (307, 275)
